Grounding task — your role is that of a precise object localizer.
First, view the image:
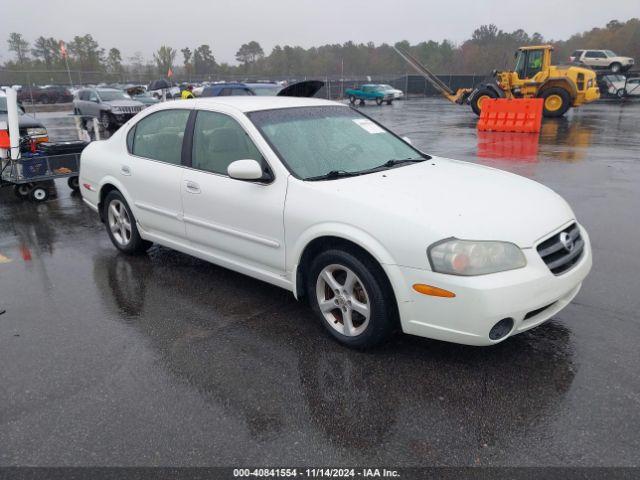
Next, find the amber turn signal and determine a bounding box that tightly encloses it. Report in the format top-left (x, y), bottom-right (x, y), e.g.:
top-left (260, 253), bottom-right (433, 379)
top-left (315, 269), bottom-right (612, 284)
top-left (412, 284), bottom-right (456, 298)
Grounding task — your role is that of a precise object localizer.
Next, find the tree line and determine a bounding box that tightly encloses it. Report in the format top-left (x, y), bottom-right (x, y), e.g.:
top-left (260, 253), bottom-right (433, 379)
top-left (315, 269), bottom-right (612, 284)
top-left (3, 18), bottom-right (639, 84)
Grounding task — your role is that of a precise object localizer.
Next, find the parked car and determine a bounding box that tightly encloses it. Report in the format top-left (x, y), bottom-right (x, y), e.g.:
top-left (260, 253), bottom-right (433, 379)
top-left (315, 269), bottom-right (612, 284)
top-left (0, 90), bottom-right (48, 143)
top-left (80, 97), bottom-right (592, 348)
top-left (73, 88), bottom-right (146, 129)
top-left (125, 86), bottom-right (160, 106)
top-left (599, 74), bottom-right (640, 98)
top-left (570, 49), bottom-right (634, 73)
top-left (378, 84), bottom-right (404, 99)
top-left (201, 81), bottom-right (323, 98)
top-left (345, 84), bottom-right (395, 105)
top-left (17, 85), bottom-right (73, 104)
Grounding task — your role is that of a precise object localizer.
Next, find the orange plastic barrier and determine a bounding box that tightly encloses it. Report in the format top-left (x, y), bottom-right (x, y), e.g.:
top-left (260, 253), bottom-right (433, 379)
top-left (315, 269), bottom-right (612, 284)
top-left (477, 98), bottom-right (543, 133)
top-left (0, 130), bottom-right (10, 149)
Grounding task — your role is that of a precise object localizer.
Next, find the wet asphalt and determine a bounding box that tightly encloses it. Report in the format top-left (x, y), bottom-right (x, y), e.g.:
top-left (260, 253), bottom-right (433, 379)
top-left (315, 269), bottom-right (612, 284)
top-left (1, 98), bottom-right (639, 467)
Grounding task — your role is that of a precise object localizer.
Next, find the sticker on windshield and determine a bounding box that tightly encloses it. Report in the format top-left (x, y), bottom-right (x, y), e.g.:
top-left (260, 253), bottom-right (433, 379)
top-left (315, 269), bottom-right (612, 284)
top-left (352, 118), bottom-right (385, 134)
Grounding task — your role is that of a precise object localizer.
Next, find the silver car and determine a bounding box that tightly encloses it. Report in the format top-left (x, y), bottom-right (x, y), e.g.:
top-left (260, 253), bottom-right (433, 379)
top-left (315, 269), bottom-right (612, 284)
top-left (73, 88), bottom-right (145, 129)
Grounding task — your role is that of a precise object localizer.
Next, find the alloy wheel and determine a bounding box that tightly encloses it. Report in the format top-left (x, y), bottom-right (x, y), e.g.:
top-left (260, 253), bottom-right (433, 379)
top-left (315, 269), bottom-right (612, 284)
top-left (315, 264), bottom-right (371, 337)
top-left (107, 199), bottom-right (132, 246)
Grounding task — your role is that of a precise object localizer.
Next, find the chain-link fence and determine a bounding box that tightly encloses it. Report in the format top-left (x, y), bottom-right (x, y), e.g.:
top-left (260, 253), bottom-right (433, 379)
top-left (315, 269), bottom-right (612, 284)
top-left (1, 69), bottom-right (490, 101)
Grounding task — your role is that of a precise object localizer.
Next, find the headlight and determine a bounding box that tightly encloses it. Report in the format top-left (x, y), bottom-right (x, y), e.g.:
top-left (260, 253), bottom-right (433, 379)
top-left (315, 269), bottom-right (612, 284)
top-left (428, 239), bottom-right (526, 276)
top-left (26, 127), bottom-right (47, 136)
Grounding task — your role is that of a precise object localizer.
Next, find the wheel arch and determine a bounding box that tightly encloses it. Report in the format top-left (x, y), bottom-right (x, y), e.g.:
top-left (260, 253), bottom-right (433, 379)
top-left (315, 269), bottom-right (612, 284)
top-left (97, 177), bottom-right (132, 222)
top-left (291, 227), bottom-right (399, 302)
top-left (538, 78), bottom-right (577, 100)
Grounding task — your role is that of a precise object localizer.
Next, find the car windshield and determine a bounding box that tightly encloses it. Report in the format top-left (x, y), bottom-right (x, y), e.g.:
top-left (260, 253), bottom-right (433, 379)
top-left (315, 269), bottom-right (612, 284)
top-left (98, 90), bottom-right (130, 101)
top-left (250, 85), bottom-right (281, 96)
top-left (249, 106), bottom-right (427, 180)
top-left (604, 50), bottom-right (617, 57)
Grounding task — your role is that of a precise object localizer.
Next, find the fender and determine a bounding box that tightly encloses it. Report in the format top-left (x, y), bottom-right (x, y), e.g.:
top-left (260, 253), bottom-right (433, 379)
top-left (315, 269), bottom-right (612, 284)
top-left (288, 222), bottom-right (409, 302)
top-left (468, 82), bottom-right (505, 102)
top-left (538, 77), bottom-right (578, 99)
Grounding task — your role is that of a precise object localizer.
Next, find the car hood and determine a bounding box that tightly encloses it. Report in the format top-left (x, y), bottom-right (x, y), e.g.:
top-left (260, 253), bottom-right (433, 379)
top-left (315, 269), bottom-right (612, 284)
top-left (0, 112), bottom-right (45, 129)
top-left (302, 157), bottom-right (575, 249)
top-left (106, 99), bottom-right (145, 108)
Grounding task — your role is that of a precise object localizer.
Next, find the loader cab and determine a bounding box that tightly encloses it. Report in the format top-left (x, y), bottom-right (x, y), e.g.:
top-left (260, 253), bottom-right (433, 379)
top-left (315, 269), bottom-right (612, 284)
top-left (514, 46), bottom-right (552, 80)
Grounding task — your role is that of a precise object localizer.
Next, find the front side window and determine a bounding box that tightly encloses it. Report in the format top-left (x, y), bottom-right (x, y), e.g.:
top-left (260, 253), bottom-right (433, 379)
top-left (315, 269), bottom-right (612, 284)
top-left (131, 109), bottom-right (190, 165)
top-left (191, 110), bottom-right (263, 175)
top-left (249, 106), bottom-right (425, 180)
top-left (88, 91), bottom-right (98, 102)
top-left (526, 50), bottom-right (543, 77)
top-left (604, 50), bottom-right (616, 57)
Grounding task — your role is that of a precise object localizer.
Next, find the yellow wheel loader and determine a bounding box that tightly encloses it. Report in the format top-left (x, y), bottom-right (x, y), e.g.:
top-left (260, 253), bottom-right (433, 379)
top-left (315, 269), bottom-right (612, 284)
top-left (394, 45), bottom-right (600, 118)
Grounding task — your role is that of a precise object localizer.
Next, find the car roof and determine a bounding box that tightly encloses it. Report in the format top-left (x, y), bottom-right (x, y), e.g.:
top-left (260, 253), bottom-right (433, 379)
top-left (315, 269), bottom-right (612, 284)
top-left (192, 96), bottom-right (342, 113)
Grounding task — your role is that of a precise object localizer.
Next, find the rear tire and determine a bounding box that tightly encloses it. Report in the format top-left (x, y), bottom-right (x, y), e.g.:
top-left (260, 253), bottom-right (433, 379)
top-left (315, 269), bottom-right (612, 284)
top-left (349, 95), bottom-right (356, 105)
top-left (470, 88), bottom-right (497, 116)
top-left (67, 176), bottom-right (80, 191)
top-left (14, 183), bottom-right (33, 199)
top-left (375, 97), bottom-right (383, 106)
top-left (306, 248), bottom-right (396, 348)
top-left (103, 190), bottom-right (152, 255)
top-left (540, 87), bottom-right (572, 118)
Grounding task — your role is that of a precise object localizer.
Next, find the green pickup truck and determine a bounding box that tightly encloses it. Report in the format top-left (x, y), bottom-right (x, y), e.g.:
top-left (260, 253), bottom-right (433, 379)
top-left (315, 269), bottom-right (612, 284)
top-left (345, 84), bottom-right (394, 105)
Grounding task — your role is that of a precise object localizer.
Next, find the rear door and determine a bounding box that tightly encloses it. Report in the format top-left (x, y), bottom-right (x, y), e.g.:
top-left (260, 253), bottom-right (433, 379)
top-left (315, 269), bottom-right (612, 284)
top-left (181, 108), bottom-right (287, 277)
top-left (123, 108), bottom-right (192, 244)
top-left (585, 50), bottom-right (607, 68)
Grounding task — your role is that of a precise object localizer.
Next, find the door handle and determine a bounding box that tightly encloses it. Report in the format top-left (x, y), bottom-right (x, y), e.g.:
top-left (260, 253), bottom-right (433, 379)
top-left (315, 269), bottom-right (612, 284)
top-left (185, 180), bottom-right (201, 194)
top-left (121, 165), bottom-right (131, 176)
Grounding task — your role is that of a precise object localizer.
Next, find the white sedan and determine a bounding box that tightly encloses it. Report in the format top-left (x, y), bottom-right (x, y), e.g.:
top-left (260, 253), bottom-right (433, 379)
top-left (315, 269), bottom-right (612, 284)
top-left (79, 97), bottom-right (591, 347)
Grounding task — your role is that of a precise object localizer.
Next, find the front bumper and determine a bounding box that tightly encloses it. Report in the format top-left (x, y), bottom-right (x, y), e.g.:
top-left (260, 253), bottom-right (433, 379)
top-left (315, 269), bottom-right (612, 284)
top-left (393, 224), bottom-right (592, 346)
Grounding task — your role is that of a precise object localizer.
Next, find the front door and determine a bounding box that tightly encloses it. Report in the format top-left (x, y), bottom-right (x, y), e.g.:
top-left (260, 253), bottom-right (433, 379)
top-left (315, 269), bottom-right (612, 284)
top-left (181, 109), bottom-right (287, 277)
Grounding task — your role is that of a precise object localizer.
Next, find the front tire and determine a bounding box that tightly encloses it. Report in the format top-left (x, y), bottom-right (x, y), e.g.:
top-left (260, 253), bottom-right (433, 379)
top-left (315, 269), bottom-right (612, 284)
top-left (100, 111), bottom-right (112, 130)
top-left (609, 62), bottom-right (622, 73)
top-left (103, 191), bottom-right (152, 255)
top-left (307, 249), bottom-right (396, 348)
top-left (30, 185), bottom-right (49, 202)
top-left (470, 88), bottom-right (497, 116)
top-left (540, 87), bottom-right (572, 118)
top-left (616, 88), bottom-right (627, 99)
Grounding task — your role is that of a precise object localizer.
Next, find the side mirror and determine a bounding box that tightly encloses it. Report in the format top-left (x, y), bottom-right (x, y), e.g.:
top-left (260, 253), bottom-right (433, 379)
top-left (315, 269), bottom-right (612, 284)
top-left (402, 136), bottom-right (412, 145)
top-left (227, 159), bottom-right (267, 181)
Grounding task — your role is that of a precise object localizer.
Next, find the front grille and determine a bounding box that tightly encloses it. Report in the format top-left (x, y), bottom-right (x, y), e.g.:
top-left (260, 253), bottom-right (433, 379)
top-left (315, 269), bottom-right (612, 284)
top-left (537, 223), bottom-right (584, 275)
top-left (116, 106), bottom-right (143, 114)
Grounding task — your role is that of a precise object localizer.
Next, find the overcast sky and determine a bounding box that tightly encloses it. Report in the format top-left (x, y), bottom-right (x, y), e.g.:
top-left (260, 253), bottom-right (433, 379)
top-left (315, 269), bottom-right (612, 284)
top-left (3, 0), bottom-right (639, 64)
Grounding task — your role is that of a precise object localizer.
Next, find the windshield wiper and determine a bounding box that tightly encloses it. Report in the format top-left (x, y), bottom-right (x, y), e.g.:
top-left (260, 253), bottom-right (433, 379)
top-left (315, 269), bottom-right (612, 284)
top-left (355, 158), bottom-right (426, 175)
top-left (306, 170), bottom-right (362, 181)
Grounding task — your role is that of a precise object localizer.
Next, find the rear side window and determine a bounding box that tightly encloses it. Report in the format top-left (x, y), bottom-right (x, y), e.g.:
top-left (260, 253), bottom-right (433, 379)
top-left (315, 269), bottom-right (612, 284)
top-left (191, 110), bottom-right (263, 175)
top-left (131, 109), bottom-right (190, 165)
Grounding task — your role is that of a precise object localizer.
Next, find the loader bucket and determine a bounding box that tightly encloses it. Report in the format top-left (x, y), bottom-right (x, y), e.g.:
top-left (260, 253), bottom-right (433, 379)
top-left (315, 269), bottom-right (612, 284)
top-left (477, 98), bottom-right (543, 133)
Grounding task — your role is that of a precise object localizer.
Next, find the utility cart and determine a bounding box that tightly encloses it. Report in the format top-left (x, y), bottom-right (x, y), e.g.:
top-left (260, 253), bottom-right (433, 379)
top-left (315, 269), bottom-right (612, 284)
top-left (1, 141), bottom-right (87, 202)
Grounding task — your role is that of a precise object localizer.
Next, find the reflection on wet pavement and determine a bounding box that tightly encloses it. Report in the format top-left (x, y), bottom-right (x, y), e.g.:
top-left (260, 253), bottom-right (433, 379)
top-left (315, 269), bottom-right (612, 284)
top-left (1, 98), bottom-right (639, 466)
